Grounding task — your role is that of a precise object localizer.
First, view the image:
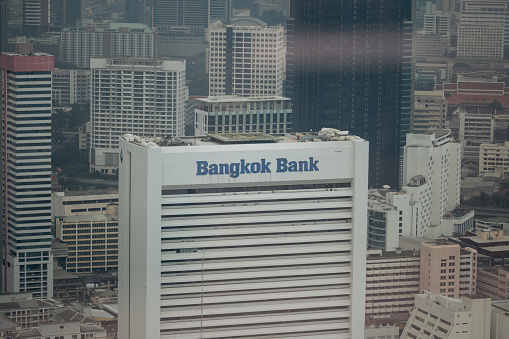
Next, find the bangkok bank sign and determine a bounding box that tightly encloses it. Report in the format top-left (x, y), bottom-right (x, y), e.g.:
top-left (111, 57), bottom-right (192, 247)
top-left (196, 157), bottom-right (319, 178)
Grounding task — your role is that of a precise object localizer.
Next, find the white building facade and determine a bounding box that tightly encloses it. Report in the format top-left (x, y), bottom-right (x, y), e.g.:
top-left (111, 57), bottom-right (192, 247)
top-left (457, 0), bottom-right (508, 59)
top-left (0, 52), bottom-right (54, 298)
top-left (60, 23), bottom-right (155, 68)
top-left (89, 58), bottom-right (187, 174)
top-left (52, 69), bottom-right (90, 106)
top-left (118, 131), bottom-right (369, 338)
top-left (401, 292), bottom-right (490, 339)
top-left (208, 19), bottom-right (285, 97)
top-left (403, 131), bottom-right (462, 238)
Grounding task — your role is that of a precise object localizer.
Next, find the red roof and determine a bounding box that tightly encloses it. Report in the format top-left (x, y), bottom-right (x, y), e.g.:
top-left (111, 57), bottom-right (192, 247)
top-left (447, 94), bottom-right (509, 107)
top-left (458, 82), bottom-right (504, 91)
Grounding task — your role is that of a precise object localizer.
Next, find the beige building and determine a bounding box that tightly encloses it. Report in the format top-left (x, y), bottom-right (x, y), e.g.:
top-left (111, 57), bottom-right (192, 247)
top-left (479, 141), bottom-right (509, 177)
top-left (56, 210), bottom-right (118, 274)
top-left (477, 267), bottom-right (509, 300)
top-left (52, 189), bottom-right (118, 218)
top-left (420, 240), bottom-right (477, 299)
top-left (365, 249), bottom-right (421, 319)
top-left (459, 110), bottom-right (494, 161)
top-left (457, 0), bottom-right (508, 59)
top-left (401, 292), bottom-right (491, 339)
top-left (413, 90), bottom-right (447, 133)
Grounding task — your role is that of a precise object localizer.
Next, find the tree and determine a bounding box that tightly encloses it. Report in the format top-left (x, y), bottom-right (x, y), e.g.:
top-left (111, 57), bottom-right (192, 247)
top-left (486, 99), bottom-right (503, 110)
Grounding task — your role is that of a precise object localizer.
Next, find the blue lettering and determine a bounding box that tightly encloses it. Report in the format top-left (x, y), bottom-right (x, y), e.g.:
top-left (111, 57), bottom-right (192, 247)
top-left (240, 159), bottom-right (251, 174)
top-left (219, 164), bottom-right (229, 175)
top-left (288, 161), bottom-right (298, 172)
top-left (261, 159), bottom-right (271, 173)
top-left (298, 161), bottom-right (308, 172)
top-left (196, 161), bottom-right (208, 175)
top-left (209, 164), bottom-right (218, 175)
top-left (276, 158), bottom-right (287, 172)
top-left (230, 163), bottom-right (240, 178)
top-left (309, 157), bottom-right (319, 171)
top-left (251, 162), bottom-right (260, 173)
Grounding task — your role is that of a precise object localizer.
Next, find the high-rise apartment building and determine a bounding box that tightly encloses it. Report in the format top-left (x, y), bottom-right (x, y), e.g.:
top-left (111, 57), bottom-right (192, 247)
top-left (0, 50), bottom-right (54, 298)
top-left (457, 0), bottom-right (509, 59)
top-left (89, 58), bottom-right (187, 174)
top-left (287, 0), bottom-right (414, 188)
top-left (208, 19), bottom-right (285, 97)
top-left (118, 130), bottom-right (369, 338)
top-left (154, 0), bottom-right (233, 29)
top-left (52, 69), bottom-right (91, 106)
top-left (60, 23), bottom-right (155, 68)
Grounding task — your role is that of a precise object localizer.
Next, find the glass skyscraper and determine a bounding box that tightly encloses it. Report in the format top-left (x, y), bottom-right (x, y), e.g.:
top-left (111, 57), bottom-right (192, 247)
top-left (287, 0), bottom-right (414, 188)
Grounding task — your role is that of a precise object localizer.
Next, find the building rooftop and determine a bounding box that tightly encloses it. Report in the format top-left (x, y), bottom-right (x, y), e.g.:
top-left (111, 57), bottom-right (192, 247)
top-left (55, 189), bottom-right (118, 197)
top-left (123, 129), bottom-right (365, 148)
top-left (367, 249), bottom-right (419, 259)
top-left (60, 214), bottom-right (118, 222)
top-left (0, 299), bottom-right (60, 311)
top-left (197, 95), bottom-right (290, 103)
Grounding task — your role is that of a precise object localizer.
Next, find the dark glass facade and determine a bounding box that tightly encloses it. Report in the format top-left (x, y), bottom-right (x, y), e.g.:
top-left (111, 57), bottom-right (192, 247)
top-left (287, 0), bottom-right (414, 188)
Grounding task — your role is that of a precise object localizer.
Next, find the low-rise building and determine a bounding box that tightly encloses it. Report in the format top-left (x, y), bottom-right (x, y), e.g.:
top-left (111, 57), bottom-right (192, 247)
top-left (450, 229), bottom-right (509, 267)
top-left (5, 321), bottom-right (107, 339)
top-left (477, 267), bottom-right (509, 300)
top-left (480, 141), bottom-right (509, 177)
top-left (0, 299), bottom-right (61, 328)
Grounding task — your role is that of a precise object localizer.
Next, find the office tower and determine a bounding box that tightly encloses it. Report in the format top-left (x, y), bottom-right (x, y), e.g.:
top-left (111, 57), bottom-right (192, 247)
top-left (194, 95), bottom-right (292, 135)
top-left (89, 58), bottom-right (186, 174)
top-left (125, 0), bottom-right (145, 24)
top-left (118, 130), bottom-right (369, 338)
top-left (0, 49), bottom-right (54, 298)
top-left (0, 0), bottom-right (7, 53)
top-left (403, 131), bottom-right (461, 237)
top-left (458, 0), bottom-right (509, 59)
top-left (60, 23), bottom-right (155, 69)
top-left (287, 0), bottom-right (414, 188)
top-left (51, 0), bottom-right (86, 28)
top-left (154, 0), bottom-right (233, 29)
top-left (208, 19), bottom-right (285, 97)
top-left (52, 69), bottom-right (91, 106)
top-left (401, 292), bottom-right (491, 339)
top-left (23, 0), bottom-right (50, 37)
